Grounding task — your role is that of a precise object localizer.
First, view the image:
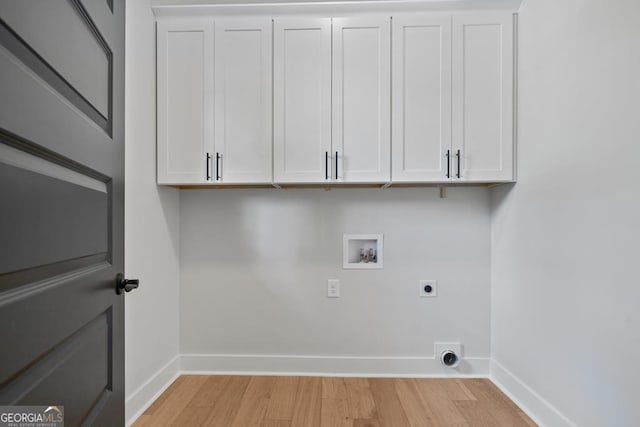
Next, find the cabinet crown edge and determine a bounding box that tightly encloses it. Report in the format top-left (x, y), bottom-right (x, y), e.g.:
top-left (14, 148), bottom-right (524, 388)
top-left (152, 1), bottom-right (522, 19)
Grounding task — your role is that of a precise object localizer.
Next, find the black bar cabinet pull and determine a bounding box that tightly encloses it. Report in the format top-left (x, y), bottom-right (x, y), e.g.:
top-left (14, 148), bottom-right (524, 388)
top-left (456, 149), bottom-right (461, 179)
top-left (206, 153), bottom-right (211, 181)
top-left (446, 150), bottom-right (450, 178)
top-left (325, 151), bottom-right (329, 180)
top-left (335, 151), bottom-right (338, 180)
top-left (216, 152), bottom-right (221, 181)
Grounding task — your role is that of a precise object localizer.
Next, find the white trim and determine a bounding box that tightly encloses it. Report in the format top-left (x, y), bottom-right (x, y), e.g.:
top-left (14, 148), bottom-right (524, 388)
top-left (517, 0), bottom-right (530, 13)
top-left (180, 353), bottom-right (490, 377)
top-left (125, 355), bottom-right (180, 427)
top-left (126, 353), bottom-right (492, 424)
top-left (490, 359), bottom-right (577, 427)
top-left (153, 0), bottom-right (522, 18)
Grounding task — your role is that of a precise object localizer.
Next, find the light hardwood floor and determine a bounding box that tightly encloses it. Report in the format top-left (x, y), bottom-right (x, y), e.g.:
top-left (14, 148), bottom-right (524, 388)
top-left (133, 376), bottom-right (536, 426)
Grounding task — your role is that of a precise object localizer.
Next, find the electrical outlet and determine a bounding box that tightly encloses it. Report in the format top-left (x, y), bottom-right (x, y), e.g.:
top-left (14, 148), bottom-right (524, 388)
top-left (419, 280), bottom-right (437, 297)
top-left (328, 279), bottom-right (340, 298)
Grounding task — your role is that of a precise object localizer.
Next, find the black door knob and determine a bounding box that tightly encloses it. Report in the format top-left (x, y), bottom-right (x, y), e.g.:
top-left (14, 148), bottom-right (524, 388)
top-left (116, 273), bottom-right (139, 294)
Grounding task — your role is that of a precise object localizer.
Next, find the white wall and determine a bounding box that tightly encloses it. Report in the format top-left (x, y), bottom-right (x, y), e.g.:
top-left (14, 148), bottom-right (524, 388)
top-left (491, 0), bottom-right (640, 425)
top-left (125, 0), bottom-right (180, 421)
top-left (179, 187), bottom-right (492, 374)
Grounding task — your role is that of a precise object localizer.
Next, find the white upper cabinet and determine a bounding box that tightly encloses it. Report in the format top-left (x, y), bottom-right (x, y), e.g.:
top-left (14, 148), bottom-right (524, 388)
top-left (392, 14), bottom-right (452, 182)
top-left (273, 18), bottom-right (332, 183)
top-left (214, 19), bottom-right (272, 184)
top-left (156, 10), bottom-right (515, 187)
top-left (393, 12), bottom-right (514, 183)
top-left (452, 13), bottom-right (514, 182)
top-left (157, 19), bottom-right (214, 185)
top-left (333, 17), bottom-right (391, 183)
top-left (274, 16), bottom-right (391, 184)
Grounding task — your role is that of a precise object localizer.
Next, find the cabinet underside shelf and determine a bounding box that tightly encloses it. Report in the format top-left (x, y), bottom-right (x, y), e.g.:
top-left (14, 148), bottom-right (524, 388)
top-left (168, 182), bottom-right (514, 189)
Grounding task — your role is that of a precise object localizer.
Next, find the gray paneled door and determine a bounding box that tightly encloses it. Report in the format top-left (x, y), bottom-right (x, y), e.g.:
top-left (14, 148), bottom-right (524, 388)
top-left (0, 1), bottom-right (127, 425)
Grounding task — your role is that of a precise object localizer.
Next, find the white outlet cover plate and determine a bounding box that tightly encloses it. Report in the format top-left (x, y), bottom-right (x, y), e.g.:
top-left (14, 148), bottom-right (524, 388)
top-left (328, 279), bottom-right (340, 298)
top-left (419, 280), bottom-right (437, 297)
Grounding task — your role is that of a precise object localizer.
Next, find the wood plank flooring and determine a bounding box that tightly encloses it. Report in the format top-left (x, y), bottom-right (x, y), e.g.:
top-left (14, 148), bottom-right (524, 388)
top-left (133, 376), bottom-right (536, 427)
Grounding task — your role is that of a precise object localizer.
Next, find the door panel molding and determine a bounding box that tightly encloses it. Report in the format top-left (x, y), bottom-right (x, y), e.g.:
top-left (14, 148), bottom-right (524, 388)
top-left (0, 255), bottom-right (110, 295)
top-left (214, 18), bottom-right (272, 183)
top-left (452, 12), bottom-right (513, 181)
top-left (0, 128), bottom-right (110, 184)
top-left (273, 18), bottom-right (332, 183)
top-left (0, 309), bottom-right (112, 426)
top-left (0, 128), bottom-right (112, 291)
top-left (0, 0), bottom-right (113, 135)
top-left (0, 310), bottom-right (110, 400)
top-left (0, 142), bottom-right (107, 193)
top-left (332, 17), bottom-right (391, 183)
top-left (157, 19), bottom-right (214, 184)
top-left (392, 14), bottom-right (452, 182)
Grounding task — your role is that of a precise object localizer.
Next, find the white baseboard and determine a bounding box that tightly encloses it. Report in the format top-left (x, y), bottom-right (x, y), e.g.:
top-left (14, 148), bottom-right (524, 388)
top-left (125, 355), bottom-right (581, 427)
top-left (125, 353), bottom-right (494, 425)
top-left (180, 353), bottom-right (490, 377)
top-left (125, 355), bottom-right (180, 426)
top-left (490, 359), bottom-right (576, 427)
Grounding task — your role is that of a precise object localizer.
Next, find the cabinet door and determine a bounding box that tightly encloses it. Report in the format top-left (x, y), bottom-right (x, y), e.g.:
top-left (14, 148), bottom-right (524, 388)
top-left (214, 19), bottom-right (272, 183)
top-left (452, 13), bottom-right (514, 182)
top-left (273, 18), bottom-right (332, 183)
top-left (333, 17), bottom-right (391, 183)
top-left (157, 19), bottom-right (214, 185)
top-left (392, 14), bottom-right (452, 182)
